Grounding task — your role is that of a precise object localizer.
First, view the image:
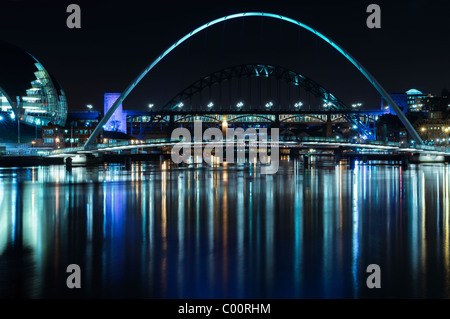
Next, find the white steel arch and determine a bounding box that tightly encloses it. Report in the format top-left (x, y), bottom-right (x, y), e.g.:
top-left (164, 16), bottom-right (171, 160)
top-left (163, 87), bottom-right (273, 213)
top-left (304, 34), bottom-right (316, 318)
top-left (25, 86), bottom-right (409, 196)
top-left (84, 12), bottom-right (423, 147)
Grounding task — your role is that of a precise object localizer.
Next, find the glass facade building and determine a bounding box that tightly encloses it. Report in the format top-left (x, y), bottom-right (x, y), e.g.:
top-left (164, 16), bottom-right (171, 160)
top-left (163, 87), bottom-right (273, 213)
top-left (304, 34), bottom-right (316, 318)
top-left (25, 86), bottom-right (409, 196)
top-left (0, 42), bottom-right (67, 127)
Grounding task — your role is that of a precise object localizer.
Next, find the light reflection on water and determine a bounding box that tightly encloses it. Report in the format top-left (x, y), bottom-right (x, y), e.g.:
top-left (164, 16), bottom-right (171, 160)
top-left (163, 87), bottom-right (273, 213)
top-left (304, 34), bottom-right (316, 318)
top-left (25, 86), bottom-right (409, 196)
top-left (0, 160), bottom-right (450, 298)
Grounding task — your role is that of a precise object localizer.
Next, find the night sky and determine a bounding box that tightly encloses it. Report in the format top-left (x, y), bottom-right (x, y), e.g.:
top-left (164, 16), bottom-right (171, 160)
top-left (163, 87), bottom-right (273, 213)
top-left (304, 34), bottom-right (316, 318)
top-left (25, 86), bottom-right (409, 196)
top-left (1, 0), bottom-right (449, 111)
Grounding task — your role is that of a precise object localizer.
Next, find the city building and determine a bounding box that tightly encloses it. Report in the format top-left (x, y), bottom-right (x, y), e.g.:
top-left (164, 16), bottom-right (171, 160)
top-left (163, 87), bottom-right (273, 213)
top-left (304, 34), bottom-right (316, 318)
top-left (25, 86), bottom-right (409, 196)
top-left (38, 109), bottom-right (136, 148)
top-left (383, 92), bottom-right (408, 113)
top-left (66, 110), bottom-right (101, 128)
top-left (0, 42), bottom-right (68, 128)
top-left (382, 88), bottom-right (450, 113)
top-left (414, 111), bottom-right (450, 146)
top-left (405, 89), bottom-right (427, 112)
top-left (104, 93), bottom-right (127, 133)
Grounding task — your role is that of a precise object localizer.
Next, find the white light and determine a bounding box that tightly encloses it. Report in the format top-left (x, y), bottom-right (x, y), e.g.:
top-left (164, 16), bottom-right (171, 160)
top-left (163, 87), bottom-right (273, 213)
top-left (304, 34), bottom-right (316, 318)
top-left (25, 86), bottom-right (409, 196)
top-left (0, 116), bottom-right (3, 121)
top-left (207, 102), bottom-right (214, 108)
top-left (148, 103), bottom-right (154, 109)
top-left (87, 104), bottom-right (93, 110)
top-left (236, 101), bottom-right (244, 108)
top-left (10, 112), bottom-right (15, 119)
top-left (179, 102), bottom-right (184, 108)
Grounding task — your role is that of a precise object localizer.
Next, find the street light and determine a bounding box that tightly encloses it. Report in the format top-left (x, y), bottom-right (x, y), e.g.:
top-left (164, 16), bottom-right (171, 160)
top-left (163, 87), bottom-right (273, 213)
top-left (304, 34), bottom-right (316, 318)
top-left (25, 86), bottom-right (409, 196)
top-left (87, 104), bottom-right (93, 110)
top-left (294, 102), bottom-right (303, 108)
top-left (236, 101), bottom-right (244, 108)
top-left (0, 115), bottom-right (3, 121)
top-left (207, 102), bottom-right (214, 108)
top-left (265, 101), bottom-right (273, 108)
top-left (178, 102), bottom-right (184, 108)
top-left (148, 103), bottom-right (154, 109)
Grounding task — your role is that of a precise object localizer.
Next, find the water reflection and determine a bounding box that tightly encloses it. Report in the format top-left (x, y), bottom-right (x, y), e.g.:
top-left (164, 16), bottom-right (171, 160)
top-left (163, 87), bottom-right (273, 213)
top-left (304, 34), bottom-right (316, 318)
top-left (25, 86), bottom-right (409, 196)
top-left (1, 161), bottom-right (450, 298)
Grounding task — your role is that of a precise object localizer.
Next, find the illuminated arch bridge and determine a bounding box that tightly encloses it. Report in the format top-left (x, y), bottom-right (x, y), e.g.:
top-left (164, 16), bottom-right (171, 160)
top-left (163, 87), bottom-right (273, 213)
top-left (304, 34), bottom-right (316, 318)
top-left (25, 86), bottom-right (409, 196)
top-left (130, 63), bottom-right (382, 140)
top-left (85, 12), bottom-right (423, 148)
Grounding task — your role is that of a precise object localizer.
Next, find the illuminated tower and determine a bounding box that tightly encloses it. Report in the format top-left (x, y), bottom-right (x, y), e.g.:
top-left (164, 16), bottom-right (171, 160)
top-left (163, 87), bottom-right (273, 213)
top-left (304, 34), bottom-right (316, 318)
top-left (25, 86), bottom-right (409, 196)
top-left (104, 93), bottom-right (126, 133)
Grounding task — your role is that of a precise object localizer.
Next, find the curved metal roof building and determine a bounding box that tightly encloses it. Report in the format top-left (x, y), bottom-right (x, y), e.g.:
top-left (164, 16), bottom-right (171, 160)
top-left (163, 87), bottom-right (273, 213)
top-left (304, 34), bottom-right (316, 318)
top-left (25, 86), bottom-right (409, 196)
top-left (0, 41), bottom-right (67, 127)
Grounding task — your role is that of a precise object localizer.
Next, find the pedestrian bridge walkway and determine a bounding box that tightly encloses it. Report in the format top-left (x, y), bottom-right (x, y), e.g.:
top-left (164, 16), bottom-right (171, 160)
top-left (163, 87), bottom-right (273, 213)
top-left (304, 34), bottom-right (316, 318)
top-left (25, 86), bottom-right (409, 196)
top-left (43, 136), bottom-right (450, 158)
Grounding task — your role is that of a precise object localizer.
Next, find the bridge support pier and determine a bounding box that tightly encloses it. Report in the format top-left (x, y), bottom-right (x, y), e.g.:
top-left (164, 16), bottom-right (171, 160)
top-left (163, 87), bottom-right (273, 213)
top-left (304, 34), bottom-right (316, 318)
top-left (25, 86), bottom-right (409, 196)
top-left (303, 154), bottom-right (310, 168)
top-left (334, 147), bottom-right (343, 164)
top-left (326, 114), bottom-right (332, 138)
top-left (168, 115), bottom-right (175, 138)
top-left (290, 148), bottom-right (300, 157)
top-left (125, 157), bottom-right (132, 170)
top-left (401, 156), bottom-right (409, 169)
top-left (274, 115), bottom-right (280, 130)
top-left (65, 157), bottom-right (72, 171)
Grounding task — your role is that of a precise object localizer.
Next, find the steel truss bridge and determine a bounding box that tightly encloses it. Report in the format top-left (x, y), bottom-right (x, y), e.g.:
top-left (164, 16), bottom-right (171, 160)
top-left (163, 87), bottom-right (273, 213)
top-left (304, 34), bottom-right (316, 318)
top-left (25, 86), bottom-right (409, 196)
top-left (128, 63), bottom-right (385, 140)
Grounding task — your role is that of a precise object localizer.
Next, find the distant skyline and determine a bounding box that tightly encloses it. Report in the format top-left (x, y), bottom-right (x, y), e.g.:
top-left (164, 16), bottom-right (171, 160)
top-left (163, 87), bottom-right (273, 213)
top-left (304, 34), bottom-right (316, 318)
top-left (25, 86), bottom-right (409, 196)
top-left (1, 0), bottom-right (449, 111)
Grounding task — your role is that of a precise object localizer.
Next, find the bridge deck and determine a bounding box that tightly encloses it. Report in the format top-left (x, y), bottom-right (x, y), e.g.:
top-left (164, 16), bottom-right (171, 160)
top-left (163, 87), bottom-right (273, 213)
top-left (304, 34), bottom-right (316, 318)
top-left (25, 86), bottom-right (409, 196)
top-left (46, 137), bottom-right (450, 158)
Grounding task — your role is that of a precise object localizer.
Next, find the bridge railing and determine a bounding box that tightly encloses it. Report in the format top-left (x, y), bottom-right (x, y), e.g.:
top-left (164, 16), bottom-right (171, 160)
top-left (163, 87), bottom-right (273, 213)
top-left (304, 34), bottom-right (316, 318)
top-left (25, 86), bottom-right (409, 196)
top-left (299, 136), bottom-right (402, 146)
top-left (49, 135), bottom-right (450, 155)
top-left (411, 143), bottom-right (450, 152)
top-left (50, 146), bottom-right (85, 155)
top-left (300, 137), bottom-right (450, 153)
top-left (51, 137), bottom-right (185, 155)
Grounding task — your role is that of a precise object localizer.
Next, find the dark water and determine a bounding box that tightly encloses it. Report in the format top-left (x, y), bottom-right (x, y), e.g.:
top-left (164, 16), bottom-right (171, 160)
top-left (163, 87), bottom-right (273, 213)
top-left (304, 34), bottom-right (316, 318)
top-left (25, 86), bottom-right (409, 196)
top-left (1, 160), bottom-right (450, 298)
